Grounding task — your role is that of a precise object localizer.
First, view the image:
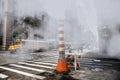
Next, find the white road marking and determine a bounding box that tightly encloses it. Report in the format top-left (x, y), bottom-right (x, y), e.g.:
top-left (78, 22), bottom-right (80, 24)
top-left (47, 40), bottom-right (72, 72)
top-left (27, 61), bottom-right (56, 66)
top-left (18, 62), bottom-right (54, 69)
top-left (29, 59), bottom-right (58, 63)
top-left (0, 73), bottom-right (8, 79)
top-left (9, 64), bottom-right (51, 73)
top-left (0, 66), bottom-right (45, 79)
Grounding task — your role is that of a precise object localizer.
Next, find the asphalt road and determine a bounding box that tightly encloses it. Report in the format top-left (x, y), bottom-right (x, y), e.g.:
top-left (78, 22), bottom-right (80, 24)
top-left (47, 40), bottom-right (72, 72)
top-left (0, 50), bottom-right (120, 80)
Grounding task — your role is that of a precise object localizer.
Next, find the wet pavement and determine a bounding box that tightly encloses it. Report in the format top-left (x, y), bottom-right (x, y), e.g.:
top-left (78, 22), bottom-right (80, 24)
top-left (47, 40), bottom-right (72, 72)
top-left (0, 51), bottom-right (120, 80)
top-left (76, 57), bottom-right (120, 80)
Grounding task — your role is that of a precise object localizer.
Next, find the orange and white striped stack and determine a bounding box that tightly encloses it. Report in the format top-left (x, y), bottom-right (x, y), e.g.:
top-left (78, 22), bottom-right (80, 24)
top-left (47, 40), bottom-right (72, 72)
top-left (58, 20), bottom-right (65, 59)
top-left (55, 19), bottom-right (69, 73)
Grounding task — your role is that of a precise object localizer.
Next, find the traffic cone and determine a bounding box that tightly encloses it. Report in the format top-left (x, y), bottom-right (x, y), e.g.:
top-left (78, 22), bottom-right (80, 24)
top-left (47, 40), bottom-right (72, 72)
top-left (55, 58), bottom-right (69, 73)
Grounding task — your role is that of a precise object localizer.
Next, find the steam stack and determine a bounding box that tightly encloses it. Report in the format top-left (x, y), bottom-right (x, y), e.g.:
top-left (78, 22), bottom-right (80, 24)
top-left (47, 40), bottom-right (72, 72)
top-left (55, 19), bottom-right (69, 73)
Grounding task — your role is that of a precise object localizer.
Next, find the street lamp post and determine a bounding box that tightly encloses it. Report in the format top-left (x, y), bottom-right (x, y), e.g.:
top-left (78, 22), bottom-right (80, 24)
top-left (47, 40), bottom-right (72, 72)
top-left (2, 0), bottom-right (8, 50)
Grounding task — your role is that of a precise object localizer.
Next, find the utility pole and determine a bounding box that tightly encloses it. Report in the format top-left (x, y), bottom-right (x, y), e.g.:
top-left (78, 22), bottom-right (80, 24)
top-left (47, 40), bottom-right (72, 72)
top-left (2, 0), bottom-right (8, 50)
top-left (2, 0), bottom-right (15, 50)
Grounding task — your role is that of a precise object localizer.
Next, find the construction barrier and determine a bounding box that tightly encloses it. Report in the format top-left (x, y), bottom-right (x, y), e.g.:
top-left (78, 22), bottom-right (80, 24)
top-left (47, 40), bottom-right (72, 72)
top-left (66, 54), bottom-right (80, 71)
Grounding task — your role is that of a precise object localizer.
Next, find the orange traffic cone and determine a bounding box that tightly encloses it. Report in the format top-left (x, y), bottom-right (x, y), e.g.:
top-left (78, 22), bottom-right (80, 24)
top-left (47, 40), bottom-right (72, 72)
top-left (55, 59), bottom-right (69, 73)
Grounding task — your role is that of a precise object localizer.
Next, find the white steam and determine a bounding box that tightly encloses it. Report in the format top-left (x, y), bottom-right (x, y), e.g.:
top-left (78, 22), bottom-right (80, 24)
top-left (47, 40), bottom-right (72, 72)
top-left (1, 0), bottom-right (120, 58)
top-left (65, 0), bottom-right (99, 49)
top-left (95, 0), bottom-right (120, 57)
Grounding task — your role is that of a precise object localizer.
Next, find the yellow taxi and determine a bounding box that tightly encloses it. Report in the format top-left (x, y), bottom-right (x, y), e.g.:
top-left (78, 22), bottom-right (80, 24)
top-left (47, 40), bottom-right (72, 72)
top-left (8, 44), bottom-right (21, 51)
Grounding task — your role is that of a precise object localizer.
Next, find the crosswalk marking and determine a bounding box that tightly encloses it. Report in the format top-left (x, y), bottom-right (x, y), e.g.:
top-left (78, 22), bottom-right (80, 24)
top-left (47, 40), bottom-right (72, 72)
top-left (27, 61), bottom-right (56, 66)
top-left (40, 57), bottom-right (58, 59)
top-left (9, 64), bottom-right (51, 73)
top-left (18, 62), bottom-right (55, 69)
top-left (28, 57), bottom-right (58, 62)
top-left (0, 73), bottom-right (8, 79)
top-left (0, 66), bottom-right (45, 79)
top-left (29, 58), bottom-right (57, 62)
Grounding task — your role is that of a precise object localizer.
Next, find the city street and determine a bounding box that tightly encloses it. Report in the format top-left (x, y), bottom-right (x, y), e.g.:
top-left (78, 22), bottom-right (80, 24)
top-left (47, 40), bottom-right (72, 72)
top-left (1, 0), bottom-right (120, 80)
top-left (0, 50), bottom-right (120, 80)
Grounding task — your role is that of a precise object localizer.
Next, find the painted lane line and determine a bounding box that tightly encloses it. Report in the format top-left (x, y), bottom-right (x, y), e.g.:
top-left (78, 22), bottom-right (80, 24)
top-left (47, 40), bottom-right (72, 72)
top-left (27, 61), bottom-right (56, 66)
top-left (28, 58), bottom-right (58, 63)
top-left (9, 64), bottom-right (51, 73)
top-left (0, 73), bottom-right (8, 79)
top-left (27, 60), bottom-right (56, 64)
top-left (0, 66), bottom-right (45, 79)
top-left (18, 62), bottom-right (54, 69)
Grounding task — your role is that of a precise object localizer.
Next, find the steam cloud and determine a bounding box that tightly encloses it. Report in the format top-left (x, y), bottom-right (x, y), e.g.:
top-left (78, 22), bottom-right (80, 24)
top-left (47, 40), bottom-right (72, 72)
top-left (1, 0), bottom-right (120, 59)
top-left (17, 0), bottom-right (120, 58)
